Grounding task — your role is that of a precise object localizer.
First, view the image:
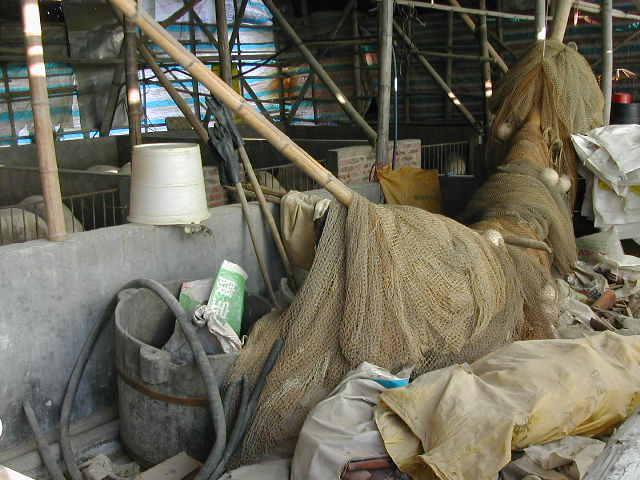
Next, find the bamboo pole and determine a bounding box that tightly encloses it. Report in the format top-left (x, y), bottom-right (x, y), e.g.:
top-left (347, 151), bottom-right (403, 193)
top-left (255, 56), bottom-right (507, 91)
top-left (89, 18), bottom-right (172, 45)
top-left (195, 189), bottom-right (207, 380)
top-left (124, 19), bottom-right (142, 145)
top-left (100, 44), bottom-right (125, 137)
top-left (444, 11), bottom-right (452, 119)
top-left (262, 0), bottom-right (377, 145)
top-left (108, 0), bottom-right (354, 207)
top-left (550, 0), bottom-right (573, 42)
top-left (21, 0), bottom-right (66, 241)
top-left (445, 0), bottom-right (508, 73)
top-left (353, 4), bottom-right (364, 115)
top-left (216, 0), bottom-right (233, 85)
top-left (376, 0), bottom-right (393, 167)
top-left (602, 0), bottom-right (613, 125)
top-left (228, 0), bottom-right (248, 48)
top-left (393, 20), bottom-right (479, 130)
top-left (394, 0), bottom-right (536, 20)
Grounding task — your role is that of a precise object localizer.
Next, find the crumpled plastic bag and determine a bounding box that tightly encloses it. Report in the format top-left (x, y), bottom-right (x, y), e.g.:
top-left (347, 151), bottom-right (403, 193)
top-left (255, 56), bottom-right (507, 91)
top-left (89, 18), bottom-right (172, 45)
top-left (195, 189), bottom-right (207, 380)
top-left (375, 333), bottom-right (640, 480)
top-left (291, 362), bottom-right (411, 480)
top-left (500, 436), bottom-right (605, 480)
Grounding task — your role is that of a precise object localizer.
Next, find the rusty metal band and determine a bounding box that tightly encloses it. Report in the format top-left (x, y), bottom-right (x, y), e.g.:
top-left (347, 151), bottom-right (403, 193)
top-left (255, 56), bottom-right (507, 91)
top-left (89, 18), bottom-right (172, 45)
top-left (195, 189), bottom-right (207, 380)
top-left (116, 368), bottom-right (209, 407)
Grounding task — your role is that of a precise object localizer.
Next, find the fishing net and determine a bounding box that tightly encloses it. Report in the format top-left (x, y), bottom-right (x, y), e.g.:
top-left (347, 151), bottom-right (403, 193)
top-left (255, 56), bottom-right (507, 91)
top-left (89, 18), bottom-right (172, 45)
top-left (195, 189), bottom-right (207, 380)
top-left (228, 123), bottom-right (576, 463)
top-left (488, 40), bottom-right (604, 195)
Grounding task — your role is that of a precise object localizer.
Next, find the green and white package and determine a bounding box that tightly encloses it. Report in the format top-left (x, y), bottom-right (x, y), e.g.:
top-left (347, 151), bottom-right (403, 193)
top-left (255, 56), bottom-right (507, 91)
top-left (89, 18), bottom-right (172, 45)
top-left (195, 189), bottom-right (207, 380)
top-left (207, 260), bottom-right (247, 335)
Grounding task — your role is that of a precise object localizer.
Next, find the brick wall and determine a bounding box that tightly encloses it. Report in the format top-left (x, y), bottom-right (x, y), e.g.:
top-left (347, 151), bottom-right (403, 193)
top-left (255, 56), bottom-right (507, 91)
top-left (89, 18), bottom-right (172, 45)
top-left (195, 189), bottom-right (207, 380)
top-left (203, 166), bottom-right (227, 207)
top-left (326, 139), bottom-right (422, 185)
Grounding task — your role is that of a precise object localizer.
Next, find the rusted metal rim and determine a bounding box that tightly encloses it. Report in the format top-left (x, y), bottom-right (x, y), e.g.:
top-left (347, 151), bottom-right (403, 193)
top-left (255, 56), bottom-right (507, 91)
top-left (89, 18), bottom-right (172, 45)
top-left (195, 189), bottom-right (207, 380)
top-left (117, 367), bottom-right (208, 407)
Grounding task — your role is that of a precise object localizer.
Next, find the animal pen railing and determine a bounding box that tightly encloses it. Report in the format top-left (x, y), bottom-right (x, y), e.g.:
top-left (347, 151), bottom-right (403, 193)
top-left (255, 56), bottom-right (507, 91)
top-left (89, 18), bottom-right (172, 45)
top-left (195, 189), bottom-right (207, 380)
top-left (0, 188), bottom-right (128, 245)
top-left (421, 140), bottom-right (472, 176)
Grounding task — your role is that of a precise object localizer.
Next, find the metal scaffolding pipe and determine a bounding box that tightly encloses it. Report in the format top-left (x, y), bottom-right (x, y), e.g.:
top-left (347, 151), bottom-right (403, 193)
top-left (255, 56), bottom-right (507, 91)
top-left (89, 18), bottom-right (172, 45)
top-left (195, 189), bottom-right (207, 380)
top-left (445, 0), bottom-right (508, 73)
top-left (377, 0), bottom-right (393, 167)
top-left (263, 0), bottom-right (377, 144)
top-left (216, 0), bottom-right (233, 85)
top-left (393, 20), bottom-right (479, 130)
top-left (124, 19), bottom-right (143, 145)
top-left (602, 0), bottom-right (613, 125)
top-left (479, 0), bottom-right (491, 135)
top-left (536, 0), bottom-right (547, 40)
top-left (109, 0), bottom-right (355, 207)
top-left (20, 0), bottom-right (66, 241)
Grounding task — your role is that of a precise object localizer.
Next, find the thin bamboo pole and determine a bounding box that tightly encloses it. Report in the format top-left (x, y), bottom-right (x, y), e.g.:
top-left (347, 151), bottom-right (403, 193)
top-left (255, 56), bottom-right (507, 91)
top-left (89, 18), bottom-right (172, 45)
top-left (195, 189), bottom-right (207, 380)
top-left (2, 63), bottom-right (17, 141)
top-left (228, 0), bottom-right (248, 48)
top-left (393, 20), bottom-right (479, 129)
top-left (21, 0), bottom-right (66, 241)
top-left (444, 11), bottom-right (453, 119)
top-left (395, 0), bottom-right (535, 20)
top-left (216, 0), bottom-right (233, 85)
top-left (550, 0), bottom-right (572, 42)
top-left (160, 0), bottom-right (201, 27)
top-left (602, 0), bottom-right (613, 125)
top-left (100, 45), bottom-right (125, 137)
top-left (353, 4), bottom-right (363, 115)
top-left (403, 11), bottom-right (411, 122)
top-left (187, 8), bottom-right (201, 121)
top-left (124, 19), bottom-right (142, 145)
top-left (262, 0), bottom-right (377, 144)
top-left (376, 0), bottom-right (393, 167)
top-left (536, 0), bottom-right (547, 41)
top-left (446, 0), bottom-right (508, 73)
top-left (109, 0), bottom-right (354, 206)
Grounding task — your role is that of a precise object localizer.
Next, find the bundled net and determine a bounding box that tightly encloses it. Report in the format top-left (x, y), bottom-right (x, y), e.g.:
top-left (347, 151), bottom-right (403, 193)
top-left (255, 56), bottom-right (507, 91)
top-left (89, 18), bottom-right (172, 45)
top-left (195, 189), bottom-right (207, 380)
top-left (489, 40), bottom-right (603, 192)
top-left (229, 131), bottom-right (575, 463)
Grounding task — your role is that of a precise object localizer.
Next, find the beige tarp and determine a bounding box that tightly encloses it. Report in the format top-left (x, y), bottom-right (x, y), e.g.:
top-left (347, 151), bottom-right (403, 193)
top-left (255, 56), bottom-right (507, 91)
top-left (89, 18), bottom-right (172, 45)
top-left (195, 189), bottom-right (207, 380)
top-left (375, 333), bottom-right (640, 480)
top-left (377, 166), bottom-right (442, 212)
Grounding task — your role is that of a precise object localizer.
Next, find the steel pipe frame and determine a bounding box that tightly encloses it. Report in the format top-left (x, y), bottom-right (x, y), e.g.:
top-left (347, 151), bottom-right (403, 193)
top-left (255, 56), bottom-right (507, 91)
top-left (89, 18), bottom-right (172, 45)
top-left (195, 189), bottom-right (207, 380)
top-left (286, 0), bottom-right (357, 123)
top-left (377, 0), bottom-right (394, 167)
top-left (393, 20), bottom-right (480, 130)
top-left (262, 0), bottom-right (377, 144)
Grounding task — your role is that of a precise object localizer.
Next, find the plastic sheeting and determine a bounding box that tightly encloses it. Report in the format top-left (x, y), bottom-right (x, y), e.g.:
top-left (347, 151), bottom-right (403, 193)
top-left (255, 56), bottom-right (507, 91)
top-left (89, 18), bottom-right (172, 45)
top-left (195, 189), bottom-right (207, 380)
top-left (375, 332), bottom-right (640, 480)
top-left (291, 362), bottom-right (410, 480)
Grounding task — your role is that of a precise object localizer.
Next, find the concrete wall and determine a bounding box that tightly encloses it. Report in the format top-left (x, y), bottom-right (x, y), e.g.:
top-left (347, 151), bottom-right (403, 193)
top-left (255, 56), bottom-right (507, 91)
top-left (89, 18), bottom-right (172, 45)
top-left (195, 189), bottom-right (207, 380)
top-left (0, 182), bottom-right (382, 454)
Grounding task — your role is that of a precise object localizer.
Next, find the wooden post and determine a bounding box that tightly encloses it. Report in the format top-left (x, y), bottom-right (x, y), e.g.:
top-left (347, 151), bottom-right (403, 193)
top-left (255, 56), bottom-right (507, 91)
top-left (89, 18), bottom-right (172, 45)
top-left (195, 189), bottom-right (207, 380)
top-left (535, 0), bottom-right (547, 41)
top-left (376, 0), bottom-right (393, 167)
top-left (124, 19), bottom-right (142, 145)
top-left (21, 0), bottom-right (66, 241)
top-left (479, 0), bottom-right (491, 136)
top-left (216, 0), bottom-right (233, 85)
top-left (602, 0), bottom-right (613, 125)
top-left (262, 0), bottom-right (377, 144)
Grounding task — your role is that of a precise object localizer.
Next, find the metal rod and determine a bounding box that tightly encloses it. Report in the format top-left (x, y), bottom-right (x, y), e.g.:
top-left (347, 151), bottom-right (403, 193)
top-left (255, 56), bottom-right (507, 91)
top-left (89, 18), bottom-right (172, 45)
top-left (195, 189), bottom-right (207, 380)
top-left (124, 19), bottom-right (143, 145)
top-left (550, 0), bottom-right (572, 42)
top-left (479, 0), bottom-right (491, 137)
top-left (286, 0), bottom-right (357, 122)
top-left (216, 0), bottom-right (233, 84)
top-left (238, 146), bottom-right (296, 288)
top-left (446, 0), bottom-right (508, 73)
top-left (139, 41), bottom-right (209, 141)
top-left (445, 11), bottom-right (452, 119)
top-left (262, 0), bottom-right (377, 145)
top-left (393, 0), bottom-right (536, 20)
top-left (377, 0), bottom-right (393, 167)
top-left (21, 0), bottom-right (66, 241)
top-left (536, 0), bottom-right (547, 41)
top-left (602, 0), bottom-right (613, 125)
top-left (228, 0), bottom-right (248, 48)
top-left (235, 183), bottom-right (278, 305)
top-left (100, 44), bottom-right (125, 137)
top-left (393, 20), bottom-right (479, 130)
top-left (2, 63), bottom-right (17, 141)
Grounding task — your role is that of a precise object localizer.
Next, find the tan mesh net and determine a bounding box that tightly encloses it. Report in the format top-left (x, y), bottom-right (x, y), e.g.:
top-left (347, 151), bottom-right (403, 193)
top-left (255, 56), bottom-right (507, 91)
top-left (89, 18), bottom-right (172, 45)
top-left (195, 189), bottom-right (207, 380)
top-left (488, 40), bottom-right (604, 189)
top-left (226, 39), bottom-right (597, 465)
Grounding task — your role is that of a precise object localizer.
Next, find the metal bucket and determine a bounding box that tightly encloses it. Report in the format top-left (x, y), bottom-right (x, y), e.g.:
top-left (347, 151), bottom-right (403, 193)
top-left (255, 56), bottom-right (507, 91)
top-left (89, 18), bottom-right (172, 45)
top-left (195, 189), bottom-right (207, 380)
top-left (114, 281), bottom-right (238, 466)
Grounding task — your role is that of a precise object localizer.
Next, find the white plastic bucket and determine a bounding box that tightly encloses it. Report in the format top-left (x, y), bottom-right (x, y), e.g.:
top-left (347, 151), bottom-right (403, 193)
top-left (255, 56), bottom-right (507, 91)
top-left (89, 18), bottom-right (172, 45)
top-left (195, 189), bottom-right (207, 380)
top-left (128, 143), bottom-right (210, 225)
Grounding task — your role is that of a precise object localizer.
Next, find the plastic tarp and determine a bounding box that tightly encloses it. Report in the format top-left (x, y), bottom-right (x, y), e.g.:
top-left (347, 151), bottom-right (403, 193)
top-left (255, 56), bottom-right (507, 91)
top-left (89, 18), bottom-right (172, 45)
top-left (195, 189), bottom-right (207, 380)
top-left (375, 332), bottom-right (640, 480)
top-left (291, 362), bottom-right (410, 480)
top-left (377, 166), bottom-right (442, 213)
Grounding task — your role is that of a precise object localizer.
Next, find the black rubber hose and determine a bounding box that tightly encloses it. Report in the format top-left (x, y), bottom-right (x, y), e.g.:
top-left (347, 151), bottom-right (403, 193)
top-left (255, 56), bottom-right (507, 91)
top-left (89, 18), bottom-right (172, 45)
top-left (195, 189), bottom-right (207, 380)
top-left (59, 279), bottom-right (227, 480)
top-left (222, 376), bottom-right (244, 435)
top-left (23, 399), bottom-right (66, 480)
top-left (211, 339), bottom-right (284, 479)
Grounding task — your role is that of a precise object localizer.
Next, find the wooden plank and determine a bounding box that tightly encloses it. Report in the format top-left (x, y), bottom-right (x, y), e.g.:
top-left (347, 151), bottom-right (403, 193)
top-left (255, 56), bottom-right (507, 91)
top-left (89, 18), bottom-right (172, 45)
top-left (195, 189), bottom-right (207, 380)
top-left (136, 453), bottom-right (201, 480)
